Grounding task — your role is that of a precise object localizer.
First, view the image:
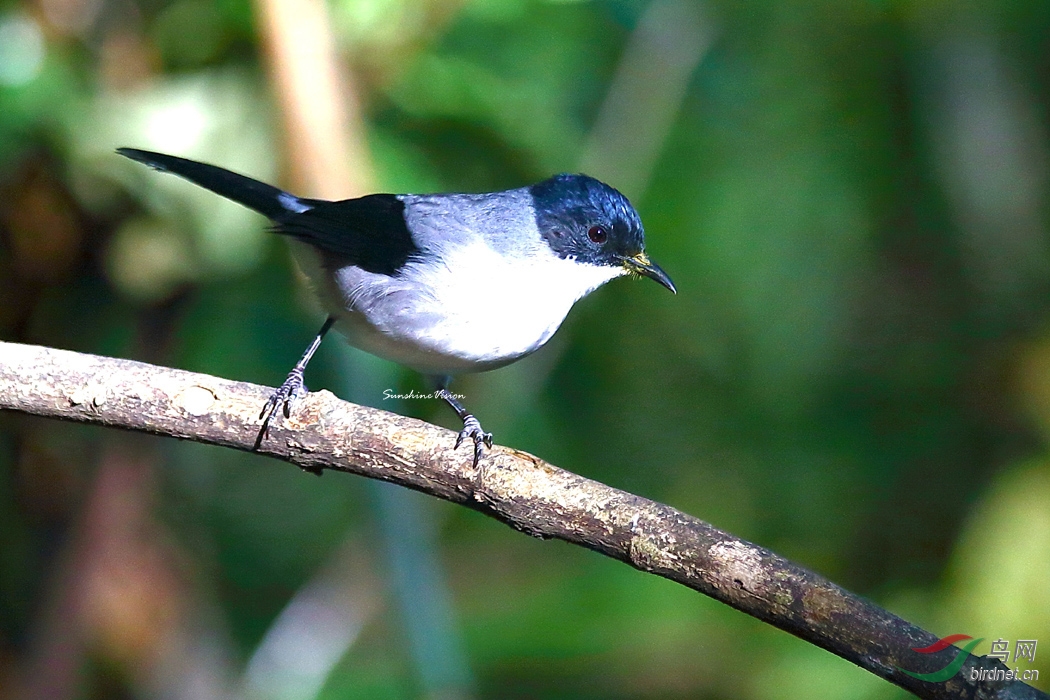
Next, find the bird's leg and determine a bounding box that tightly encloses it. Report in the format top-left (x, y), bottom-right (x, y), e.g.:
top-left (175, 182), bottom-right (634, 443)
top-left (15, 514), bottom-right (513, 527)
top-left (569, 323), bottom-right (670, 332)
top-left (259, 316), bottom-right (336, 440)
top-left (433, 376), bottom-right (493, 470)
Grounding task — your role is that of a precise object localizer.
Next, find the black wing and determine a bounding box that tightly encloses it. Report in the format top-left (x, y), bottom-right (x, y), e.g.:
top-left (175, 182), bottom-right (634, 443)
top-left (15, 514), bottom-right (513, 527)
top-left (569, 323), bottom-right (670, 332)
top-left (279, 195), bottom-right (419, 276)
top-left (118, 148), bottom-right (420, 276)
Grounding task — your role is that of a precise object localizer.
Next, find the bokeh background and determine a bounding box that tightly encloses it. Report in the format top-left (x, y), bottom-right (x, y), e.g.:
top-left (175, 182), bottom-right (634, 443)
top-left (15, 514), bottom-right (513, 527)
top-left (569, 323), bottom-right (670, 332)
top-left (1, 0), bottom-right (1049, 697)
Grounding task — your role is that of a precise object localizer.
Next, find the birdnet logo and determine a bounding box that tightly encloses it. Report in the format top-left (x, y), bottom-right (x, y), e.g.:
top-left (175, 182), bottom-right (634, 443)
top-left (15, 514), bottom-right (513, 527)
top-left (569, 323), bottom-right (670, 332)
top-left (896, 634), bottom-right (1039, 683)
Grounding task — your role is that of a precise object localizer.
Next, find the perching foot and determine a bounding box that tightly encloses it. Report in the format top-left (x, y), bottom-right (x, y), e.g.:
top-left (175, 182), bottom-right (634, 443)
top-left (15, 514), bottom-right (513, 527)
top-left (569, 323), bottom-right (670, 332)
top-left (454, 414), bottom-right (493, 470)
top-left (259, 369), bottom-right (309, 437)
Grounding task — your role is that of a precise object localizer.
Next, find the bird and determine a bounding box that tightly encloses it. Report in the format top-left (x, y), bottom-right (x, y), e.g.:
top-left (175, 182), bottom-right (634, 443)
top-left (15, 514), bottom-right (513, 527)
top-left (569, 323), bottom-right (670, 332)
top-left (117, 147), bottom-right (676, 468)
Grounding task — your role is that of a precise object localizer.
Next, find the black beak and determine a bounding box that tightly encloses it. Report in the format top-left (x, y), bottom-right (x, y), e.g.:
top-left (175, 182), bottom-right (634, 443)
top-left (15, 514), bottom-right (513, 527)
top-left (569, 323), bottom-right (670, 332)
top-left (622, 252), bottom-right (676, 294)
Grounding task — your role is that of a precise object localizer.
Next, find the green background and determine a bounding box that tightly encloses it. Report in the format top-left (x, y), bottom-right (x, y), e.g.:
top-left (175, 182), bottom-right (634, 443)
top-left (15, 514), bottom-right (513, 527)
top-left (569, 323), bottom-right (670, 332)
top-left (1, 0), bottom-right (1048, 697)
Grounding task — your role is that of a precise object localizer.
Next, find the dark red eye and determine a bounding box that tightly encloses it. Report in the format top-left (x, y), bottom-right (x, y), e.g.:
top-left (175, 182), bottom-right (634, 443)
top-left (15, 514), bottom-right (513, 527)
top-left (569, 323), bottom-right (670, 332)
top-left (587, 225), bottom-right (608, 244)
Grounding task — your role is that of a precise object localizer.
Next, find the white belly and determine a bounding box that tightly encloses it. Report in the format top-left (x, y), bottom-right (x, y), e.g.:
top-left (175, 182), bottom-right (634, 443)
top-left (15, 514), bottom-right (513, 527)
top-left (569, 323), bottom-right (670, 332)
top-left (407, 240), bottom-right (624, 365)
top-left (298, 238), bottom-right (625, 376)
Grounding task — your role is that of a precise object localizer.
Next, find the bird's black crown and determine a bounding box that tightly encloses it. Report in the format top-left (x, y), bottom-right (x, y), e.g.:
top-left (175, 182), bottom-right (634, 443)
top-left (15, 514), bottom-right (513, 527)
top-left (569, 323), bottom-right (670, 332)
top-left (529, 174), bottom-right (645, 266)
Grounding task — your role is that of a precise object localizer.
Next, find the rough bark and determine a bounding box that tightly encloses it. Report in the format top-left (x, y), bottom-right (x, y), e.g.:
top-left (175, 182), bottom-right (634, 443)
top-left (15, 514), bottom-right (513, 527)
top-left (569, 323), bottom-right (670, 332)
top-left (0, 340), bottom-right (1044, 700)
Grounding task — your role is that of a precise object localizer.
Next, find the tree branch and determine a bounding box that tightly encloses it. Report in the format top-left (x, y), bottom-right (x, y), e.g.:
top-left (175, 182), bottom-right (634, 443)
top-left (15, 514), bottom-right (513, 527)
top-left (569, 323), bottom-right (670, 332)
top-left (0, 340), bottom-right (1043, 700)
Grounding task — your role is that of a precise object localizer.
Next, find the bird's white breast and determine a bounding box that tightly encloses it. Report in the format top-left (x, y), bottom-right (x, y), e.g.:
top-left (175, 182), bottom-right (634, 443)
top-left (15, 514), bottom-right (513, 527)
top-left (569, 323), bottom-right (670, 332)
top-left (291, 222), bottom-right (625, 376)
top-left (400, 238), bottom-right (625, 369)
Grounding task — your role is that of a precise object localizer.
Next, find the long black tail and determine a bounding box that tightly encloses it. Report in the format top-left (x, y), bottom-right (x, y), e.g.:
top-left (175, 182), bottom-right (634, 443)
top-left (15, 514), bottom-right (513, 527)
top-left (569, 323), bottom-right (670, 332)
top-left (117, 148), bottom-right (307, 222)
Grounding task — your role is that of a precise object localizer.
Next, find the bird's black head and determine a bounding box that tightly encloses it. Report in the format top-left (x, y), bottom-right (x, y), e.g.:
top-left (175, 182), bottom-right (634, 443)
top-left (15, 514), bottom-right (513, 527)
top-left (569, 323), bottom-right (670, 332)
top-left (529, 174), bottom-right (675, 293)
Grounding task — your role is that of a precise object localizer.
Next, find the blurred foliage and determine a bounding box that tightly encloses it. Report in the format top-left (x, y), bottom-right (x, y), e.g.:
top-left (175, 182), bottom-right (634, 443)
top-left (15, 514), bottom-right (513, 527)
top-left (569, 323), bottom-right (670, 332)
top-left (1, 0), bottom-right (1050, 698)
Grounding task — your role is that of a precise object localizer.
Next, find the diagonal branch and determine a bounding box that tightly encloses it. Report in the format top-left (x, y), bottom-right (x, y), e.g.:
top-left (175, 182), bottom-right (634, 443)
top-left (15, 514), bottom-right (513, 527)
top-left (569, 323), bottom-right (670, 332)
top-left (0, 340), bottom-right (1043, 700)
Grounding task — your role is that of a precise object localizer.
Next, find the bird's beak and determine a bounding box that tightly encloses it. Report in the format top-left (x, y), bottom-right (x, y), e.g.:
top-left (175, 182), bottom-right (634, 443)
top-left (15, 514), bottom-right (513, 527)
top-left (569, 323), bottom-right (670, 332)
top-left (622, 252), bottom-right (676, 294)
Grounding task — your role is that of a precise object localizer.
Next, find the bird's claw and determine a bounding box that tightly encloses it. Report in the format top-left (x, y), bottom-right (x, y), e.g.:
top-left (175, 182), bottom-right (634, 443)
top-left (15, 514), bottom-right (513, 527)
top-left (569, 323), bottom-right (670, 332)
top-left (455, 414), bottom-right (493, 469)
top-left (259, 369), bottom-right (308, 436)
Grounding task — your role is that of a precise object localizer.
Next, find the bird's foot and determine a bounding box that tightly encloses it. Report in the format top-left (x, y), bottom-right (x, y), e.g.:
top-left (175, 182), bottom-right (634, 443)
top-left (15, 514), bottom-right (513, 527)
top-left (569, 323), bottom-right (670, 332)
top-left (256, 370), bottom-right (323, 475)
top-left (259, 368), bottom-right (308, 437)
top-left (454, 414), bottom-right (493, 470)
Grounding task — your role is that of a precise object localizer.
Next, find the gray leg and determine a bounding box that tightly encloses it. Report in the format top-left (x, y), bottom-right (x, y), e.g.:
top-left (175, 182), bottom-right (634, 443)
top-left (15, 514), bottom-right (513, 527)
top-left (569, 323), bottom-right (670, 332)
top-left (259, 316), bottom-right (336, 439)
top-left (433, 376), bottom-right (492, 469)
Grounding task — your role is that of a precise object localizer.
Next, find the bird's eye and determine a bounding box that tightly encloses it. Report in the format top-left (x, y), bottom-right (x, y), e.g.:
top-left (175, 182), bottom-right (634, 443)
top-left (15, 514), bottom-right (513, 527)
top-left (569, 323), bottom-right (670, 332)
top-left (587, 225), bottom-right (608, 244)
